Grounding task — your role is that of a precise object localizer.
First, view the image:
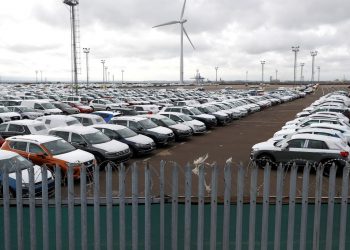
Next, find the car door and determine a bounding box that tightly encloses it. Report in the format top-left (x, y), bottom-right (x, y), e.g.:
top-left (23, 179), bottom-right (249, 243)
top-left (7, 124), bottom-right (26, 137)
top-left (70, 133), bottom-right (86, 149)
top-left (304, 139), bottom-right (333, 163)
top-left (274, 139), bottom-right (308, 163)
top-left (7, 141), bottom-right (28, 158)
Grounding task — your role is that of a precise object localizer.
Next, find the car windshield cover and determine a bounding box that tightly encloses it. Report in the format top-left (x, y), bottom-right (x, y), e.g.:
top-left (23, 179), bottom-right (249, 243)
top-left (118, 128), bottom-right (137, 138)
top-left (139, 119), bottom-right (157, 129)
top-left (189, 108), bottom-right (202, 115)
top-left (160, 117), bottom-right (177, 126)
top-left (41, 103), bottom-right (55, 109)
top-left (0, 155), bottom-right (32, 173)
top-left (43, 139), bottom-right (76, 155)
top-left (83, 132), bottom-right (111, 144)
top-left (0, 107), bottom-right (10, 113)
top-left (67, 120), bottom-right (80, 126)
top-left (179, 114), bottom-right (192, 121)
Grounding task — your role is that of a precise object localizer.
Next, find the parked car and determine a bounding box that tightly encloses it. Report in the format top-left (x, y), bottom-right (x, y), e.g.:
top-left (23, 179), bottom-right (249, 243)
top-left (109, 116), bottom-right (175, 146)
top-left (20, 100), bottom-right (63, 115)
top-left (110, 107), bottom-right (138, 116)
top-left (36, 115), bottom-right (81, 129)
top-left (1, 135), bottom-right (96, 179)
top-left (0, 106), bottom-right (21, 123)
top-left (159, 112), bottom-right (206, 134)
top-left (0, 150), bottom-right (55, 197)
top-left (194, 104), bottom-right (231, 125)
top-left (251, 134), bottom-right (350, 173)
top-left (71, 114), bottom-right (106, 126)
top-left (142, 114), bottom-right (192, 140)
top-left (52, 102), bottom-right (80, 115)
top-left (89, 99), bottom-right (122, 111)
top-left (0, 135), bottom-right (5, 146)
top-left (93, 111), bottom-right (121, 123)
top-left (132, 105), bottom-right (160, 114)
top-left (7, 106), bottom-right (44, 119)
top-left (91, 124), bottom-right (156, 156)
top-left (64, 96), bottom-right (90, 105)
top-left (49, 126), bottom-right (131, 166)
top-left (63, 101), bottom-right (93, 113)
top-left (0, 120), bottom-right (48, 138)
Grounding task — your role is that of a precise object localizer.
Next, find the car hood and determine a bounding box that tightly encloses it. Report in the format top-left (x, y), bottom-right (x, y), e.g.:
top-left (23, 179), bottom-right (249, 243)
top-left (24, 112), bottom-right (43, 117)
top-left (188, 120), bottom-right (205, 126)
top-left (0, 112), bottom-right (20, 117)
top-left (148, 126), bottom-right (173, 135)
top-left (169, 123), bottom-right (191, 131)
top-left (55, 149), bottom-right (95, 163)
top-left (252, 140), bottom-right (278, 151)
top-left (195, 114), bottom-right (216, 119)
top-left (126, 134), bottom-right (154, 144)
top-left (9, 164), bottom-right (53, 184)
top-left (93, 140), bottom-right (129, 152)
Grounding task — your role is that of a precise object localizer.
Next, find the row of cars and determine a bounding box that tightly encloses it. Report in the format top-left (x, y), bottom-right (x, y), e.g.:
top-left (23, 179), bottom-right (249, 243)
top-left (0, 85), bottom-right (315, 196)
top-left (251, 90), bottom-right (350, 174)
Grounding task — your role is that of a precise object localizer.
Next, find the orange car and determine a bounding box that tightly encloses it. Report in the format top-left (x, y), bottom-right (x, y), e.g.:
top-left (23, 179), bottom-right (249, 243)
top-left (1, 135), bottom-right (96, 179)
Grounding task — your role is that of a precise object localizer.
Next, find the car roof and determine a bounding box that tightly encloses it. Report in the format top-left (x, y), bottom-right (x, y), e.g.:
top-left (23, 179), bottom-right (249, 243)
top-left (290, 133), bottom-right (343, 142)
top-left (93, 111), bottom-right (119, 115)
top-left (3, 120), bottom-right (45, 126)
top-left (50, 126), bottom-right (98, 134)
top-left (37, 115), bottom-right (78, 121)
top-left (7, 135), bottom-right (61, 144)
top-left (0, 149), bottom-right (19, 160)
top-left (159, 112), bottom-right (186, 116)
top-left (71, 113), bottom-right (101, 119)
top-left (141, 114), bottom-right (167, 120)
top-left (91, 124), bottom-right (126, 131)
top-left (113, 116), bottom-right (147, 122)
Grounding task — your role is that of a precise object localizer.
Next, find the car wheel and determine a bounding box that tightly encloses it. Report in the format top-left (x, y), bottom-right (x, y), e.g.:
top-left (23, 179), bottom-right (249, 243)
top-left (90, 106), bottom-right (94, 111)
top-left (256, 154), bottom-right (275, 168)
top-left (106, 107), bottom-right (111, 111)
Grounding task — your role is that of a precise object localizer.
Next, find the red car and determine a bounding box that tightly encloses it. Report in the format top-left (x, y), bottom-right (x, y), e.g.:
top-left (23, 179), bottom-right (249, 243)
top-left (0, 135), bottom-right (4, 147)
top-left (64, 101), bottom-right (93, 113)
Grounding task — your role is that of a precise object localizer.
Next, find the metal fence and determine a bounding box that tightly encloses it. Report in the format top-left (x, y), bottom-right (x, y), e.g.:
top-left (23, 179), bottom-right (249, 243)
top-left (0, 161), bottom-right (349, 250)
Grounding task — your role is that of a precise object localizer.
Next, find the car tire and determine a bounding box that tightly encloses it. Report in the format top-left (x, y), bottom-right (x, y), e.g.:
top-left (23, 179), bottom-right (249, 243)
top-left (106, 107), bottom-right (111, 111)
top-left (256, 154), bottom-right (275, 168)
top-left (90, 106), bottom-right (94, 111)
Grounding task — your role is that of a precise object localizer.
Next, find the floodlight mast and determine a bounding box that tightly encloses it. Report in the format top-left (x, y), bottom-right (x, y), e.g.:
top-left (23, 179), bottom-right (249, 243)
top-left (292, 46), bottom-right (299, 85)
top-left (300, 63), bottom-right (305, 83)
top-left (260, 61), bottom-right (266, 83)
top-left (63, 0), bottom-right (80, 95)
top-left (83, 48), bottom-right (90, 89)
top-left (215, 66), bottom-right (219, 83)
top-left (310, 50), bottom-right (318, 84)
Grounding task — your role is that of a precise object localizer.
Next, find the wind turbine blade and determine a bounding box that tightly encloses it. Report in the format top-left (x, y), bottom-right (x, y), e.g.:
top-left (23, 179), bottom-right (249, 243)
top-left (180, 0), bottom-right (187, 19)
top-left (152, 21), bottom-right (180, 28)
top-left (183, 27), bottom-right (195, 50)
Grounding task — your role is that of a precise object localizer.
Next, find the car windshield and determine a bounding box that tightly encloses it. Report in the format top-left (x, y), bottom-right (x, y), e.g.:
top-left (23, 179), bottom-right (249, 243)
top-left (94, 118), bottom-right (105, 124)
top-left (179, 114), bottom-right (193, 121)
top-left (67, 120), bottom-right (80, 126)
top-left (189, 108), bottom-right (202, 115)
top-left (139, 119), bottom-right (157, 129)
top-left (20, 107), bottom-right (36, 112)
top-left (59, 103), bottom-right (72, 108)
top-left (0, 106), bottom-right (10, 113)
top-left (208, 105), bottom-right (220, 112)
top-left (0, 155), bottom-right (32, 173)
top-left (43, 139), bottom-right (76, 155)
top-left (41, 103), bottom-right (55, 109)
top-left (117, 128), bottom-right (137, 138)
top-left (103, 99), bottom-right (113, 104)
top-left (83, 132), bottom-right (111, 144)
top-left (160, 117), bottom-right (177, 126)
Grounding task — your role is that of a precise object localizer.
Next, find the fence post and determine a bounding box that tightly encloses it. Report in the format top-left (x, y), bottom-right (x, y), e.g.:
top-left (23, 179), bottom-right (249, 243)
top-left (171, 162), bottom-right (179, 250)
top-left (55, 166), bottom-right (62, 250)
top-left (260, 163), bottom-right (271, 250)
top-left (210, 163), bottom-right (218, 250)
top-left (248, 162), bottom-right (258, 250)
top-left (312, 164), bottom-right (323, 250)
top-left (81, 164), bottom-right (87, 250)
top-left (274, 164), bottom-right (284, 250)
top-left (29, 164), bottom-right (36, 250)
top-left (286, 163), bottom-right (298, 250)
top-left (235, 163), bottom-right (244, 250)
top-left (16, 164), bottom-right (23, 250)
top-left (106, 163), bottom-right (113, 250)
top-left (42, 165), bottom-right (49, 250)
top-left (132, 163), bottom-right (139, 250)
top-left (3, 164), bottom-right (10, 250)
top-left (145, 163), bottom-right (151, 250)
top-left (119, 163), bottom-right (126, 250)
top-left (299, 163), bottom-right (311, 250)
top-left (325, 164), bottom-right (337, 250)
top-left (94, 164), bottom-right (100, 250)
top-left (339, 163), bottom-right (349, 250)
top-left (184, 163), bottom-right (192, 250)
top-left (197, 164), bottom-right (205, 250)
top-left (67, 165), bottom-right (75, 250)
top-left (222, 162), bottom-right (232, 250)
top-left (159, 161), bottom-right (165, 250)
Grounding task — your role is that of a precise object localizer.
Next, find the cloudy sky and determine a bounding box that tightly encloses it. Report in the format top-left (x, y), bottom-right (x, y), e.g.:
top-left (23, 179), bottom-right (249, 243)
top-left (1, 0), bottom-right (349, 82)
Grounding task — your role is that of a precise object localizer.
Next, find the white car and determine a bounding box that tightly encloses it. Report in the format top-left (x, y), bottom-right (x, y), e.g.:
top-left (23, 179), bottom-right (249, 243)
top-left (282, 118), bottom-right (350, 130)
top-left (0, 120), bottom-right (48, 138)
top-left (71, 113), bottom-right (106, 126)
top-left (36, 115), bottom-right (82, 129)
top-left (0, 106), bottom-right (21, 123)
top-left (20, 100), bottom-right (63, 115)
top-left (159, 112), bottom-right (206, 134)
top-left (89, 99), bottom-right (122, 111)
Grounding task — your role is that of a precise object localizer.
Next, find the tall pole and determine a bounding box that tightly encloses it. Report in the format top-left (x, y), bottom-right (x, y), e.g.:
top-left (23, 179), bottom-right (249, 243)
top-left (83, 48), bottom-right (90, 89)
top-left (215, 66), bottom-right (219, 83)
top-left (275, 69), bottom-right (278, 81)
top-left (40, 70), bottom-right (43, 84)
top-left (260, 61), bottom-right (266, 83)
top-left (35, 70), bottom-right (38, 84)
top-left (246, 71), bottom-right (248, 83)
top-left (317, 66), bottom-right (320, 82)
top-left (105, 67), bottom-right (108, 83)
top-left (310, 50), bottom-right (318, 84)
top-left (121, 70), bottom-right (124, 84)
top-left (292, 46), bottom-right (299, 85)
top-left (101, 60), bottom-right (105, 84)
top-left (180, 23), bottom-right (184, 84)
top-left (300, 63), bottom-right (305, 83)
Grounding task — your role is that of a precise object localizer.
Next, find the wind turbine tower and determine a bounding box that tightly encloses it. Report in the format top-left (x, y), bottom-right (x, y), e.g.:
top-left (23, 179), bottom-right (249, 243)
top-left (153, 0), bottom-right (195, 84)
top-left (63, 0), bottom-right (81, 95)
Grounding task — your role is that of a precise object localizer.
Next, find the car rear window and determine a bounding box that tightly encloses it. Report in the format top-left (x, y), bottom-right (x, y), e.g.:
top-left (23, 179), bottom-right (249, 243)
top-left (307, 140), bottom-right (328, 149)
top-left (34, 125), bottom-right (47, 131)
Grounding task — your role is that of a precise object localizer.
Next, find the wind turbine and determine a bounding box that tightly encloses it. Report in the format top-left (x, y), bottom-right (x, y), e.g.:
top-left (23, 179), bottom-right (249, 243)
top-left (153, 0), bottom-right (195, 84)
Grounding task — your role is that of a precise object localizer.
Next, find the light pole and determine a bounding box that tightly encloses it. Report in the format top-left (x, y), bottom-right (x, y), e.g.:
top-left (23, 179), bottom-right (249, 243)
top-left (260, 61), bottom-right (266, 83)
top-left (83, 48), bottom-right (90, 89)
top-left (246, 71), bottom-right (248, 83)
top-left (101, 60), bottom-right (106, 84)
top-left (275, 69), bottom-right (278, 81)
top-left (215, 66), bottom-right (219, 83)
top-left (310, 51), bottom-right (318, 83)
top-left (40, 70), bottom-right (43, 84)
top-left (105, 67), bottom-right (108, 84)
top-left (300, 63), bottom-right (305, 83)
top-left (317, 66), bottom-right (320, 82)
top-left (108, 71), bottom-right (110, 83)
top-left (35, 70), bottom-right (38, 84)
top-left (121, 70), bottom-right (124, 84)
top-left (292, 46), bottom-right (300, 84)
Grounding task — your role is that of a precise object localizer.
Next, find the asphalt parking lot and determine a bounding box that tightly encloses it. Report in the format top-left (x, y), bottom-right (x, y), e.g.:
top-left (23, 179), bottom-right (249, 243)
top-left (69, 85), bottom-right (349, 199)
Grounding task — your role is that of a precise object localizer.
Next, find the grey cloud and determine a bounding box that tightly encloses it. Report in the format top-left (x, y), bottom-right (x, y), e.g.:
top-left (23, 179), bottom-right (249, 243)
top-left (7, 44), bottom-right (61, 53)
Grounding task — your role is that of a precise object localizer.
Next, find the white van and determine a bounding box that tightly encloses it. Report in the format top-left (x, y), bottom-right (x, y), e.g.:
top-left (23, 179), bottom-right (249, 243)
top-left (21, 100), bottom-right (63, 115)
top-left (36, 115), bottom-right (82, 129)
